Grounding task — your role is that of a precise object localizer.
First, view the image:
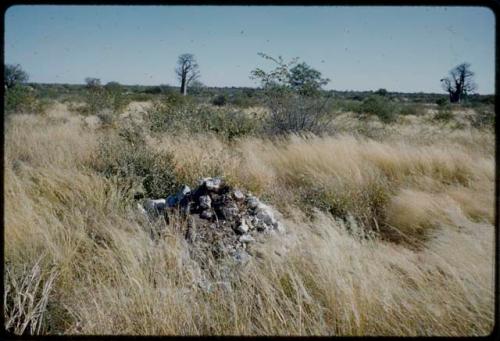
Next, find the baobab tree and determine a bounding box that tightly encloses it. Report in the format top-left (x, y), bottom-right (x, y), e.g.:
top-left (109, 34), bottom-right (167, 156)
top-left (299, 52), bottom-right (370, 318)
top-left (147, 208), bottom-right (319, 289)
top-left (440, 63), bottom-right (477, 103)
top-left (175, 53), bottom-right (200, 96)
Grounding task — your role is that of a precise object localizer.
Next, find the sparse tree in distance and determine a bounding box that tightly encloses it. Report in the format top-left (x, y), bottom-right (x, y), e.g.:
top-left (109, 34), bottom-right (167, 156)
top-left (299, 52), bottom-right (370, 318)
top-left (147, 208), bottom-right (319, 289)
top-left (375, 88), bottom-right (388, 97)
top-left (5, 64), bottom-right (29, 89)
top-left (175, 54), bottom-right (200, 96)
top-left (440, 63), bottom-right (477, 103)
top-left (85, 77), bottom-right (102, 89)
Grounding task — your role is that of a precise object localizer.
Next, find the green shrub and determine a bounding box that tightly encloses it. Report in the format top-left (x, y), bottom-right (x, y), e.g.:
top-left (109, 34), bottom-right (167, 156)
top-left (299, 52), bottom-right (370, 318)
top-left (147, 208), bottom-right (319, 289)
top-left (198, 108), bottom-right (259, 139)
top-left (436, 98), bottom-right (449, 108)
top-left (93, 131), bottom-right (179, 199)
top-left (359, 95), bottom-right (396, 123)
top-left (79, 84), bottom-right (128, 116)
top-left (4, 85), bottom-right (47, 115)
top-left (146, 100), bottom-right (259, 140)
top-left (212, 94), bottom-right (227, 107)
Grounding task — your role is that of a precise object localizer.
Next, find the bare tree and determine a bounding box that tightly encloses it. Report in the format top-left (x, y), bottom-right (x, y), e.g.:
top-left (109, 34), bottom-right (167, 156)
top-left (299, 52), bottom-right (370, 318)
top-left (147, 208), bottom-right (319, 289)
top-left (440, 63), bottom-right (477, 103)
top-left (175, 54), bottom-right (200, 96)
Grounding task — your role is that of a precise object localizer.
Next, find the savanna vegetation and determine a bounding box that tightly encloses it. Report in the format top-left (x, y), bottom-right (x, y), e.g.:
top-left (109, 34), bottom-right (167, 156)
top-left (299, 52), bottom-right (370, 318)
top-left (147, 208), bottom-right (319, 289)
top-left (3, 58), bottom-right (495, 336)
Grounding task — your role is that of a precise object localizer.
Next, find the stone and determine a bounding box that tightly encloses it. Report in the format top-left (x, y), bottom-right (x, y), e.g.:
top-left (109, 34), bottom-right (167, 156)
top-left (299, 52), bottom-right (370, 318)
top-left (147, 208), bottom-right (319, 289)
top-left (246, 196), bottom-right (260, 210)
top-left (255, 203), bottom-right (277, 226)
top-left (239, 234), bottom-right (255, 244)
top-left (200, 210), bottom-right (213, 220)
top-left (235, 218), bottom-right (249, 234)
top-left (222, 204), bottom-right (239, 220)
top-left (199, 177), bottom-right (223, 192)
top-left (199, 195), bottom-right (212, 209)
top-left (274, 221), bottom-right (286, 233)
top-left (233, 249), bottom-right (251, 264)
top-left (232, 189), bottom-right (245, 202)
top-left (144, 198), bottom-right (166, 215)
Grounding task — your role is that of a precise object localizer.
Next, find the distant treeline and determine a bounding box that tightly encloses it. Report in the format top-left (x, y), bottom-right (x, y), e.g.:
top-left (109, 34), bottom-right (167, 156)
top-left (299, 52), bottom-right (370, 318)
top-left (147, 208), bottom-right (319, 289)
top-left (26, 82), bottom-right (494, 105)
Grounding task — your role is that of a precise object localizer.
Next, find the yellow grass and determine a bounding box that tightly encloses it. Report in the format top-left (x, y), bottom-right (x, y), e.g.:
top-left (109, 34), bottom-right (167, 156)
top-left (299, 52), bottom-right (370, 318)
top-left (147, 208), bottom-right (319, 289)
top-left (4, 104), bottom-right (495, 335)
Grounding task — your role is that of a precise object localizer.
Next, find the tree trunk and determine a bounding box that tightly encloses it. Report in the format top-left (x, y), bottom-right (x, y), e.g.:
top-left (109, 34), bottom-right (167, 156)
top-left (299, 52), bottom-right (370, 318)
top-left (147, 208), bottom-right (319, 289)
top-left (180, 76), bottom-right (187, 96)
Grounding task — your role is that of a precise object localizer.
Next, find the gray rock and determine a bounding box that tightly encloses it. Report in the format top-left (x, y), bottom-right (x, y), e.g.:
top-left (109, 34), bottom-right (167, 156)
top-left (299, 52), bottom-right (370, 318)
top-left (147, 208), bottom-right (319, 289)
top-left (222, 204), bottom-right (239, 220)
top-left (246, 196), bottom-right (260, 210)
top-left (273, 221), bottom-right (286, 233)
top-left (233, 249), bottom-right (251, 264)
top-left (232, 189), bottom-right (245, 202)
top-left (200, 210), bottom-right (213, 220)
top-left (199, 195), bottom-right (212, 209)
top-left (255, 203), bottom-right (277, 226)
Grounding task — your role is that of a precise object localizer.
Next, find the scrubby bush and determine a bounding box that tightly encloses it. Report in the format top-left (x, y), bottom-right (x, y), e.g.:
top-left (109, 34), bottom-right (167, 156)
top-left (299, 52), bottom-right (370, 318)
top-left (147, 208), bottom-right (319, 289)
top-left (212, 94), bottom-right (227, 106)
top-left (92, 129), bottom-right (179, 199)
top-left (78, 79), bottom-right (128, 116)
top-left (251, 53), bottom-right (333, 135)
top-left (146, 97), bottom-right (259, 140)
top-left (436, 97), bottom-right (449, 107)
top-left (4, 85), bottom-right (47, 115)
top-left (197, 108), bottom-right (259, 139)
top-left (262, 89), bottom-right (334, 134)
top-left (359, 95), bottom-right (396, 123)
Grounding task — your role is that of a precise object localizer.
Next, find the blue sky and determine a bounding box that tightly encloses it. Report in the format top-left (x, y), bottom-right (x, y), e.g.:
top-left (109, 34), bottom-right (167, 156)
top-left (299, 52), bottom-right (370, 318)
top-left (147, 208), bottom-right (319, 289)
top-left (4, 5), bottom-right (495, 93)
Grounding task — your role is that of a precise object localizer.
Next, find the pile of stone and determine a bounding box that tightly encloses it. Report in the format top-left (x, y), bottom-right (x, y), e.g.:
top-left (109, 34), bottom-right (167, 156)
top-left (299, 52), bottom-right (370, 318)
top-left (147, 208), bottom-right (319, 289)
top-left (139, 177), bottom-right (285, 263)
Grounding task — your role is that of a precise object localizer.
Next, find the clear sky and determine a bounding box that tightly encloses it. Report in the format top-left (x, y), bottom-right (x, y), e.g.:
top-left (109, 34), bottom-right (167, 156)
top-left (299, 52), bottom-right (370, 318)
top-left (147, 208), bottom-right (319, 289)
top-left (4, 5), bottom-right (496, 94)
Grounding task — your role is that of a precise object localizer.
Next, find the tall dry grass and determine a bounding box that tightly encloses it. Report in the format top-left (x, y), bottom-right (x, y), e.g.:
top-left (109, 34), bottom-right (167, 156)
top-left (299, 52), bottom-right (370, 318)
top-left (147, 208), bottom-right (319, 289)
top-left (4, 104), bottom-right (495, 335)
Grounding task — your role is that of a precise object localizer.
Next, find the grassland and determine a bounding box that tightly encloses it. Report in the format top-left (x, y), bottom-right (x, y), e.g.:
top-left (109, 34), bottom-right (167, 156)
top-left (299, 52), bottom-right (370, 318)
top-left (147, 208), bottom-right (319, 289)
top-left (4, 98), bottom-right (495, 335)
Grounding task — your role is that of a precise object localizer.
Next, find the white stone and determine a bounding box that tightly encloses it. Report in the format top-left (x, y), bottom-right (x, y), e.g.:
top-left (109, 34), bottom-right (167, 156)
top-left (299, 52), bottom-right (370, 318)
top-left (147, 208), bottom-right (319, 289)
top-left (235, 218), bottom-right (249, 234)
top-left (239, 234), bottom-right (255, 244)
top-left (233, 189), bottom-right (245, 202)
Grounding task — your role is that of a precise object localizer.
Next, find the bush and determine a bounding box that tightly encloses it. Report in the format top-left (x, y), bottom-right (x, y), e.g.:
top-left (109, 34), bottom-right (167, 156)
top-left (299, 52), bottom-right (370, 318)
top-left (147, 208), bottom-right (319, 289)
top-left (92, 130), bottom-right (179, 199)
top-left (212, 94), bottom-right (227, 106)
top-left (262, 88), bottom-right (333, 135)
top-left (436, 98), bottom-right (449, 107)
top-left (78, 82), bottom-right (128, 116)
top-left (198, 108), bottom-right (259, 139)
top-left (359, 95), bottom-right (396, 123)
top-left (4, 85), bottom-right (47, 115)
top-left (146, 99), bottom-right (259, 140)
